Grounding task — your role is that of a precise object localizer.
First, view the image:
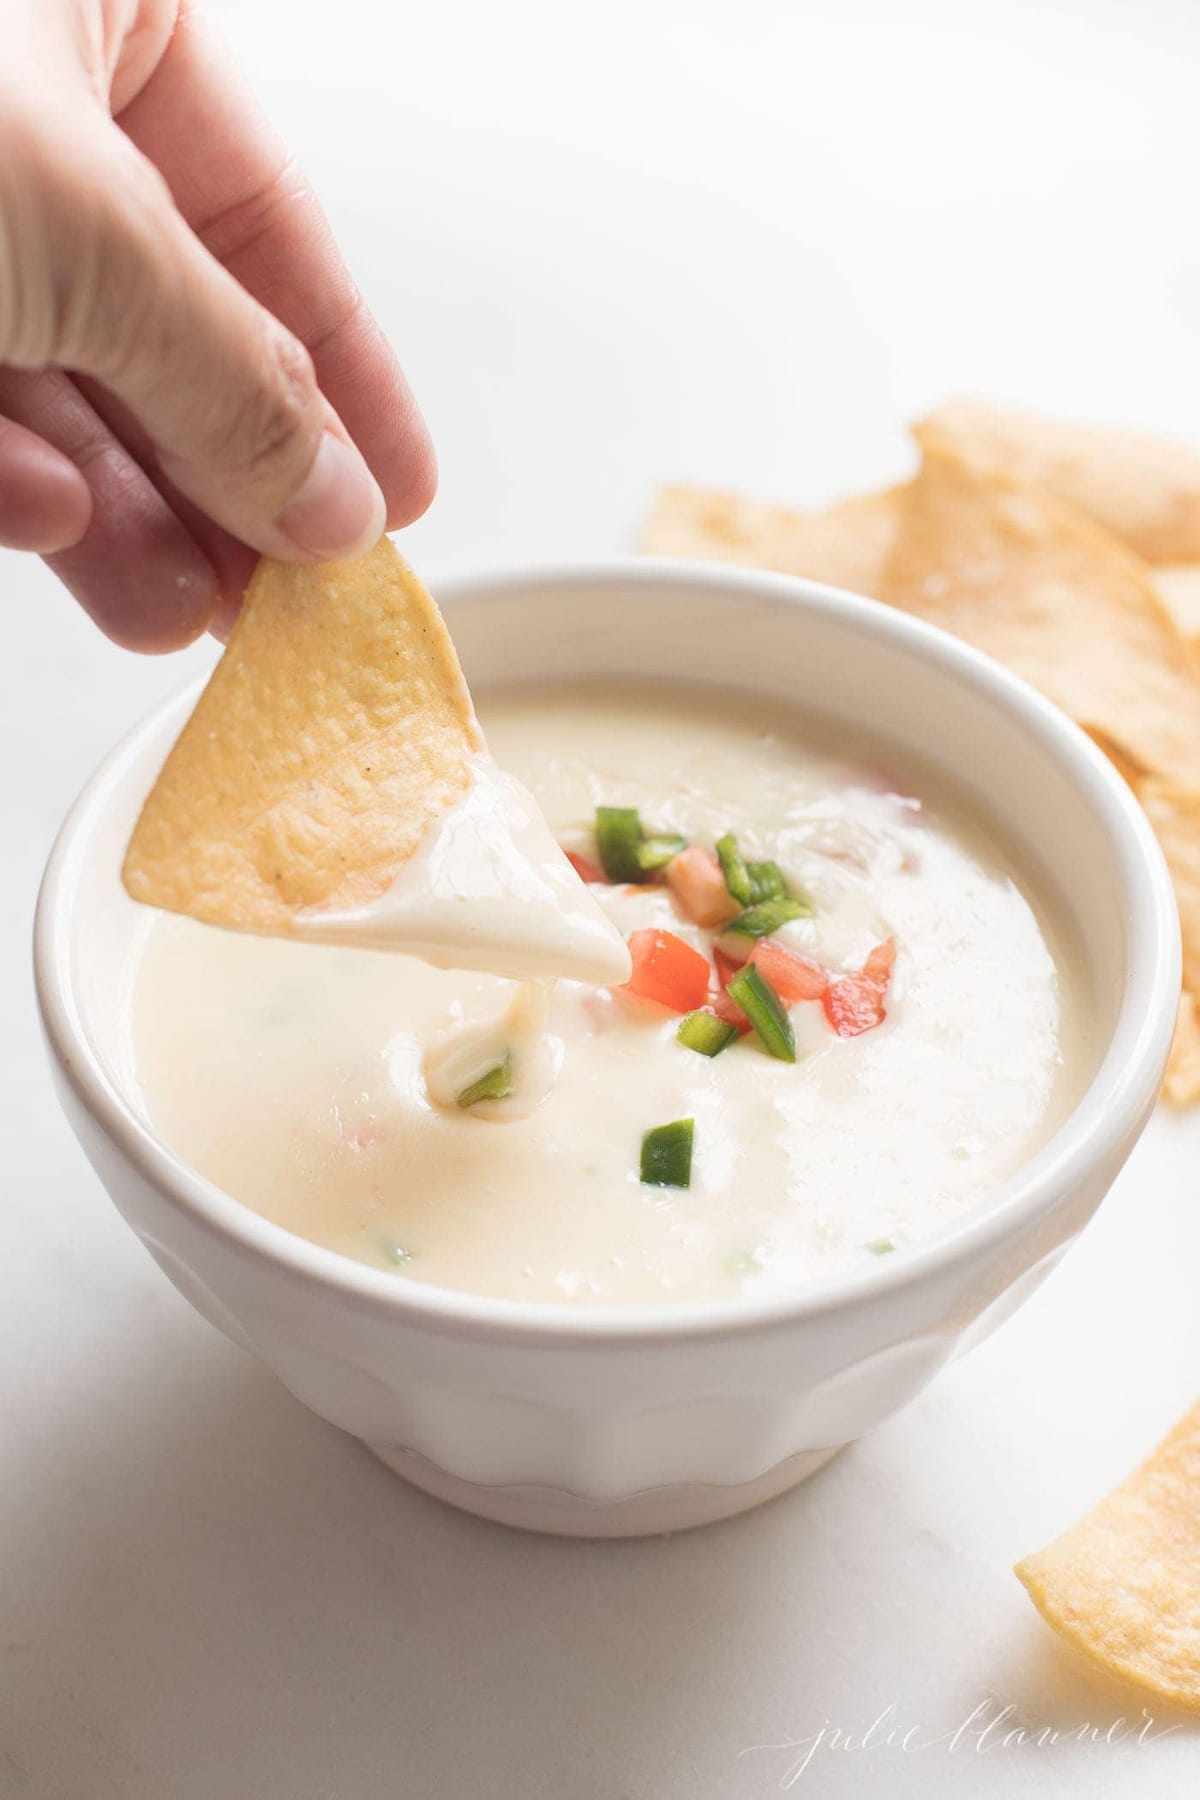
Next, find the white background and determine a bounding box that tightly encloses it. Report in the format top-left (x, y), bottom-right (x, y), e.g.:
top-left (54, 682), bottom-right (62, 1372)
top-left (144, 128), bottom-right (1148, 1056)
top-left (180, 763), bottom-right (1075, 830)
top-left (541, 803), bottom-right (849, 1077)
top-left (3, 1), bottom-right (1200, 1793)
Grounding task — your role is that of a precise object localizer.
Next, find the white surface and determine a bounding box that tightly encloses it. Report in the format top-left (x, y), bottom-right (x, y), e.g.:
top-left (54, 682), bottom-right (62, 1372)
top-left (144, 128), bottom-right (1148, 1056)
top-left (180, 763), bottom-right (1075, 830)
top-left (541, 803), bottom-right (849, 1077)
top-left (45, 566), bottom-right (1176, 1541)
top-left (2, 0), bottom-right (1198, 1790)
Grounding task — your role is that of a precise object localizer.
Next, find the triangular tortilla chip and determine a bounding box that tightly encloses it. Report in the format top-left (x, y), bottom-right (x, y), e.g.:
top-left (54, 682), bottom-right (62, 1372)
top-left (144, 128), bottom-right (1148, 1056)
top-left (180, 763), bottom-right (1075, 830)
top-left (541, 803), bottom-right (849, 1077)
top-left (878, 449), bottom-right (1200, 785)
top-left (1164, 992), bottom-right (1200, 1107)
top-left (641, 484), bottom-right (904, 600)
top-left (123, 538), bottom-right (483, 933)
top-left (1139, 780), bottom-right (1200, 993)
top-left (1016, 1401), bottom-right (1200, 1711)
top-left (917, 401), bottom-right (1200, 564)
top-left (1080, 728), bottom-right (1141, 790)
top-left (1137, 778), bottom-right (1200, 1104)
top-left (1155, 565), bottom-right (1200, 650)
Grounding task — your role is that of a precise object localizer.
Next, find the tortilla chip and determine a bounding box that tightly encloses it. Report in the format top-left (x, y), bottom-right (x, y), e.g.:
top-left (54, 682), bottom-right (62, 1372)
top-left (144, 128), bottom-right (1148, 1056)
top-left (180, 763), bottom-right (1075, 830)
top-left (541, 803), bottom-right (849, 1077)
top-left (1016, 1402), bottom-right (1200, 1710)
top-left (917, 401), bottom-right (1200, 564)
top-left (1081, 728), bottom-right (1141, 790)
top-left (123, 538), bottom-right (482, 934)
top-left (641, 484), bottom-right (904, 600)
top-left (878, 449), bottom-right (1200, 786)
top-left (1164, 992), bottom-right (1200, 1106)
top-left (1154, 565), bottom-right (1200, 648)
top-left (1139, 780), bottom-right (1200, 993)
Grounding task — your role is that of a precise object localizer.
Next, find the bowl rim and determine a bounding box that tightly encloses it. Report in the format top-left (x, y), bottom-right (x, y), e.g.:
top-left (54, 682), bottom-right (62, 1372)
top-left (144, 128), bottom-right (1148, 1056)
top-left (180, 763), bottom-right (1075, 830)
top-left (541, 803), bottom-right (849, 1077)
top-left (34, 556), bottom-right (1182, 1347)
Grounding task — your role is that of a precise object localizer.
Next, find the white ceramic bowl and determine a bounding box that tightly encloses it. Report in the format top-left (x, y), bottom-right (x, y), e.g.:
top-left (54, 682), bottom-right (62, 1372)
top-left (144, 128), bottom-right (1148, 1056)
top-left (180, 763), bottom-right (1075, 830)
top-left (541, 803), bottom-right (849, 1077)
top-left (35, 561), bottom-right (1180, 1536)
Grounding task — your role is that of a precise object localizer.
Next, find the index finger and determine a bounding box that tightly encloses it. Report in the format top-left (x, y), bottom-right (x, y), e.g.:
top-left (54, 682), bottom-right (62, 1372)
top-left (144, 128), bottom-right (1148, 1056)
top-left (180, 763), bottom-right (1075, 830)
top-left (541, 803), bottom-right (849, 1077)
top-left (115, 4), bottom-right (436, 530)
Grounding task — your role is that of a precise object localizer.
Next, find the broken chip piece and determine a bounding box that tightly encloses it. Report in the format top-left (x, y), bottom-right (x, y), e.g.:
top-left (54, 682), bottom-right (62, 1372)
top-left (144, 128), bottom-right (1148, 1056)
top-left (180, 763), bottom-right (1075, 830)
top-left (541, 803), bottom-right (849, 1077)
top-left (1153, 564), bottom-right (1200, 650)
top-left (1139, 780), bottom-right (1200, 996)
top-left (879, 448), bottom-right (1200, 788)
top-left (916, 400), bottom-right (1200, 565)
top-left (642, 482), bottom-right (904, 600)
top-left (1164, 992), bottom-right (1200, 1108)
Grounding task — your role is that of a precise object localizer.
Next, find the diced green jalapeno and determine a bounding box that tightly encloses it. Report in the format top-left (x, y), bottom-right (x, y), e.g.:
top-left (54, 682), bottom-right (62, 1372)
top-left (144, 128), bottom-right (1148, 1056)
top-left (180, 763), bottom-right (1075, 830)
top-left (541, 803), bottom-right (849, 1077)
top-left (677, 1009), bottom-right (737, 1057)
top-left (718, 836), bottom-right (791, 906)
top-left (640, 1117), bottom-right (694, 1187)
top-left (726, 965), bottom-right (795, 1061)
top-left (456, 1051), bottom-right (515, 1108)
top-left (596, 809), bottom-right (687, 881)
top-left (866, 1236), bottom-right (895, 1256)
top-left (715, 832), bottom-right (754, 906)
top-left (747, 859), bottom-right (787, 902)
top-left (636, 832), bottom-right (688, 872)
top-left (595, 807), bottom-right (646, 882)
top-left (724, 896), bottom-right (813, 938)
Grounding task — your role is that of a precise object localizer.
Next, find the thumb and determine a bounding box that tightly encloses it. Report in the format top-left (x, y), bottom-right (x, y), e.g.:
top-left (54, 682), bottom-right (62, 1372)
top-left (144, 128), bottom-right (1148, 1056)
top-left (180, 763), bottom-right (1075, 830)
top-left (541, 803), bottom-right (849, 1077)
top-left (3, 116), bottom-right (385, 563)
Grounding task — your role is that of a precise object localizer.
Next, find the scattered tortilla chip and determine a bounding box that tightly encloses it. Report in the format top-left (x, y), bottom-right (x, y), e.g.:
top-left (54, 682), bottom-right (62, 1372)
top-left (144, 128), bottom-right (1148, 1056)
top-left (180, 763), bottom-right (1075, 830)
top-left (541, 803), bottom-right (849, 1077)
top-left (1139, 780), bottom-right (1200, 993)
top-left (1164, 992), bottom-right (1200, 1106)
top-left (1016, 1401), bottom-right (1200, 1711)
top-left (1081, 728), bottom-right (1141, 791)
top-left (641, 484), bottom-right (904, 600)
top-left (123, 538), bottom-right (482, 934)
top-left (917, 401), bottom-right (1200, 564)
top-left (878, 449), bottom-right (1200, 786)
top-left (1154, 565), bottom-right (1200, 649)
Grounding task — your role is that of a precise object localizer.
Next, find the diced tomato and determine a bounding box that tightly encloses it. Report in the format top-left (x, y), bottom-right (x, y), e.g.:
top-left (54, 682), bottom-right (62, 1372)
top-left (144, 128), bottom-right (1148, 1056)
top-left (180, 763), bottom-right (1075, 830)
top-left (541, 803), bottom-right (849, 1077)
top-left (824, 977), bottom-right (887, 1037)
top-left (665, 846), bottom-right (741, 928)
top-left (565, 849), bottom-right (605, 884)
top-left (710, 945), bottom-right (753, 1032)
top-left (823, 938), bottom-right (896, 1038)
top-left (748, 939), bottom-right (828, 1002)
top-left (710, 985), bottom-right (752, 1033)
top-left (862, 939), bottom-right (896, 985)
top-left (712, 946), bottom-right (742, 989)
top-left (622, 929), bottom-right (711, 1013)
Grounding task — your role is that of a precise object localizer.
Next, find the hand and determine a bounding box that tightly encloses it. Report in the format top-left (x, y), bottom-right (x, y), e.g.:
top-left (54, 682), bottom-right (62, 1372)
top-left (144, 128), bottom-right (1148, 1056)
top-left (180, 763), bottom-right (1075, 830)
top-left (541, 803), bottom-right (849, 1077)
top-left (0, 0), bottom-right (436, 649)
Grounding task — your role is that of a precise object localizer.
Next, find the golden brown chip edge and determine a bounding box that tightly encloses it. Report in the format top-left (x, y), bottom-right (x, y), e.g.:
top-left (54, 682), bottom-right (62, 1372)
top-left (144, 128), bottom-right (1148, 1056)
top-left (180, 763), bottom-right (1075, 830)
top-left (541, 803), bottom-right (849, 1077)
top-left (1015, 1401), bottom-right (1200, 1713)
top-left (122, 539), bottom-right (481, 934)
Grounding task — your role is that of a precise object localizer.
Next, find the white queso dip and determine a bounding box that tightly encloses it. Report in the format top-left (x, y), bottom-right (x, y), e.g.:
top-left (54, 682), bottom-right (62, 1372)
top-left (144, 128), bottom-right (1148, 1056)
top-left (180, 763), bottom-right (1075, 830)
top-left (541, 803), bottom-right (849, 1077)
top-left (131, 682), bottom-right (1084, 1307)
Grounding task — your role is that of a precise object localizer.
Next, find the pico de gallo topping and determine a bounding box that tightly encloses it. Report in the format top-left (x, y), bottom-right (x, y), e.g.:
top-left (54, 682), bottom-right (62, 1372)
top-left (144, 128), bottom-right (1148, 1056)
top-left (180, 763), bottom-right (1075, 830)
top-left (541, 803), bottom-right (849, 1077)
top-left (456, 1051), bottom-right (516, 1109)
top-left (676, 1009), bottom-right (738, 1057)
top-left (824, 940), bottom-right (897, 1038)
top-left (568, 808), bottom-right (898, 1187)
top-left (747, 938), bottom-right (829, 1002)
top-left (640, 1117), bottom-right (694, 1189)
top-left (594, 806), bottom-right (686, 882)
top-left (715, 832), bottom-right (788, 908)
top-left (623, 928), bottom-right (711, 1014)
top-left (665, 846), bottom-right (740, 928)
top-left (564, 848), bottom-right (604, 885)
top-left (726, 963), bottom-right (796, 1063)
top-left (720, 895), bottom-right (813, 941)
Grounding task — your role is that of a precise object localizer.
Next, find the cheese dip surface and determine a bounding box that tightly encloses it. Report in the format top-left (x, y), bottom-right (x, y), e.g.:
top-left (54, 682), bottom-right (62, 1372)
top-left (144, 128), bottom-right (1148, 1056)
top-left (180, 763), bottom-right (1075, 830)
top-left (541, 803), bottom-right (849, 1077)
top-left (131, 682), bottom-right (1084, 1308)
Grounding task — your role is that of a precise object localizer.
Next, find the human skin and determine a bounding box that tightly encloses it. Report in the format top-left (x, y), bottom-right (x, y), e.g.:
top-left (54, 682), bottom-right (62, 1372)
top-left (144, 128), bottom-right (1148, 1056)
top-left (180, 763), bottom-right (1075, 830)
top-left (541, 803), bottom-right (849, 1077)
top-left (0, 0), bottom-right (437, 649)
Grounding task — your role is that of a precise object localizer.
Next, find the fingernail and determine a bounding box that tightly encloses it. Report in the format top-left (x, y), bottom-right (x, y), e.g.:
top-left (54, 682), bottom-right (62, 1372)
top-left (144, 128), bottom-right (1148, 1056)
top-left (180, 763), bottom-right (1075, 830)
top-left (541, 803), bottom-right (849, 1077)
top-left (274, 432), bottom-right (386, 559)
